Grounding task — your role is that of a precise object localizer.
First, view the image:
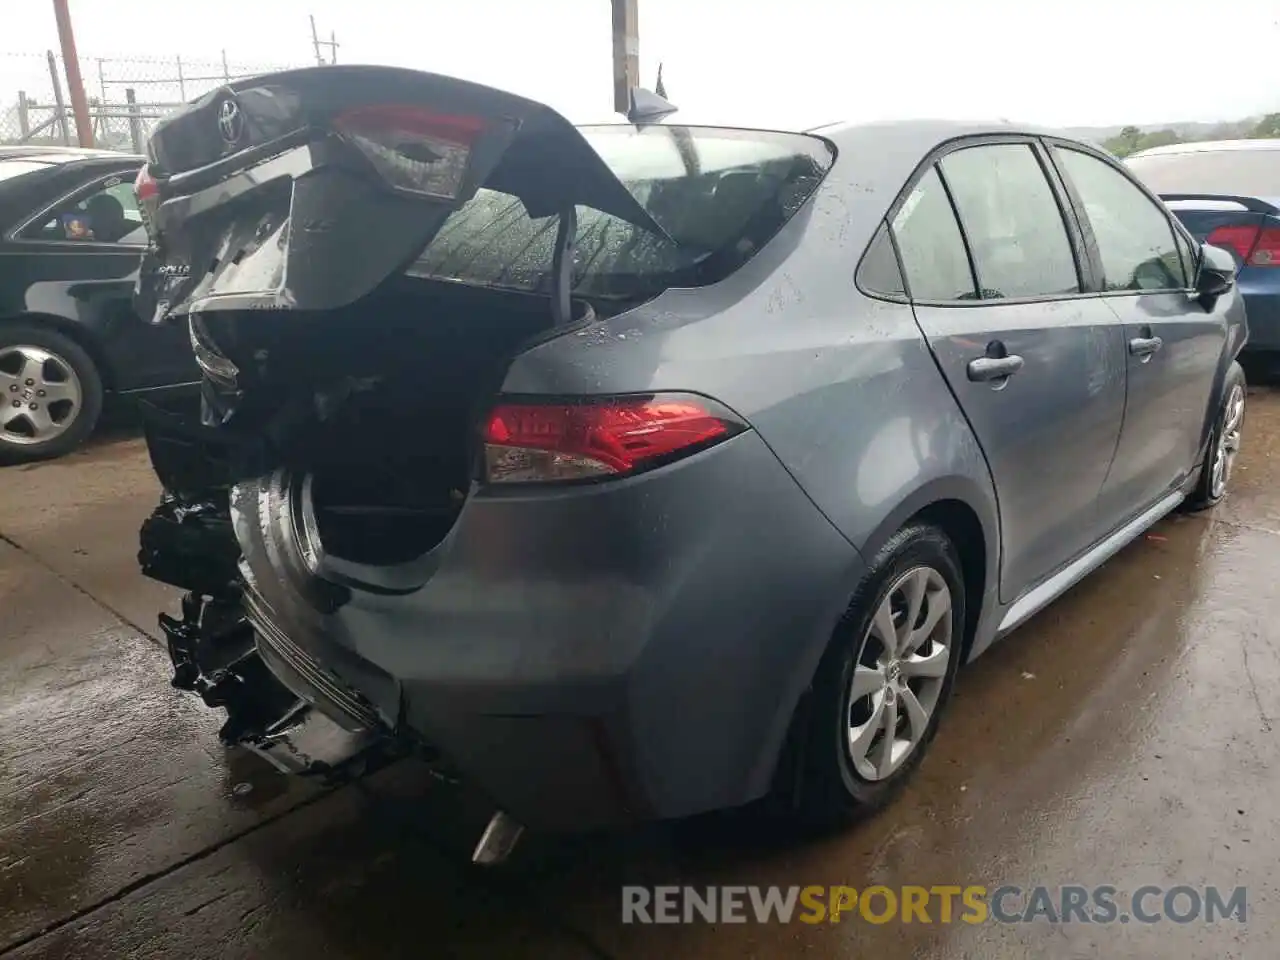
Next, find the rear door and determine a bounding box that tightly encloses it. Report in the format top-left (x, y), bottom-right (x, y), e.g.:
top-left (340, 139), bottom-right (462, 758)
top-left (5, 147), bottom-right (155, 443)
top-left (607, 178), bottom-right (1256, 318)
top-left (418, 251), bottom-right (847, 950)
top-left (1048, 144), bottom-right (1225, 522)
top-left (892, 139), bottom-right (1127, 603)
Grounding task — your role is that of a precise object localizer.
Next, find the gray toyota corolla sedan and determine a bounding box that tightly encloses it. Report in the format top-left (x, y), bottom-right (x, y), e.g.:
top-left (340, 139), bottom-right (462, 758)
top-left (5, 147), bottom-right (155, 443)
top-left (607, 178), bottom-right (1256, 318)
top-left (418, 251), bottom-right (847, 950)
top-left (132, 66), bottom-right (1247, 863)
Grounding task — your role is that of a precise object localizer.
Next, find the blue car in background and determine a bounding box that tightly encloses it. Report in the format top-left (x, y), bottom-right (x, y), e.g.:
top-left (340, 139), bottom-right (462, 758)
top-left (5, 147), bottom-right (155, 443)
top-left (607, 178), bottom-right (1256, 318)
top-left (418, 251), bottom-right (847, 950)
top-left (1127, 139), bottom-right (1280, 366)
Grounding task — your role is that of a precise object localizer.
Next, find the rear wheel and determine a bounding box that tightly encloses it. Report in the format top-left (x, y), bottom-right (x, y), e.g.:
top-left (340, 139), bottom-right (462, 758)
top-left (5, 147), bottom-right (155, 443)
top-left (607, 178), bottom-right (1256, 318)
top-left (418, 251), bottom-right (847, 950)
top-left (0, 324), bottom-right (104, 465)
top-left (781, 523), bottom-right (965, 830)
top-left (1186, 361), bottom-right (1246, 511)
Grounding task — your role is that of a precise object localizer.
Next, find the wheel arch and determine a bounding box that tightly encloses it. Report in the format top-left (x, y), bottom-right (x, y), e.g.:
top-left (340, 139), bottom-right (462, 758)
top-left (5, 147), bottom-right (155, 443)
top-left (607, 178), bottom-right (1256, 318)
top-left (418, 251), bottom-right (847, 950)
top-left (0, 312), bottom-right (116, 392)
top-left (858, 476), bottom-right (999, 663)
top-left (767, 479), bottom-right (998, 807)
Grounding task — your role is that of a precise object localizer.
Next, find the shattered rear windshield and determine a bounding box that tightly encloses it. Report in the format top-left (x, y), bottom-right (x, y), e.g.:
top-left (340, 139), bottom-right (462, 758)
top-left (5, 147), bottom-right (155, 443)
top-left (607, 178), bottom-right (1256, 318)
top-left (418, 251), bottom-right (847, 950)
top-left (406, 125), bottom-right (834, 297)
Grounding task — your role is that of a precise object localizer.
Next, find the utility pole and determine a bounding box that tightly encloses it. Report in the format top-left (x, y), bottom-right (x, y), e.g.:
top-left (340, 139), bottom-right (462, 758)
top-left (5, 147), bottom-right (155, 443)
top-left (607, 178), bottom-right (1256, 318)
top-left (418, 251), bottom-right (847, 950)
top-left (310, 15), bottom-right (339, 65)
top-left (611, 0), bottom-right (639, 115)
top-left (51, 0), bottom-right (93, 147)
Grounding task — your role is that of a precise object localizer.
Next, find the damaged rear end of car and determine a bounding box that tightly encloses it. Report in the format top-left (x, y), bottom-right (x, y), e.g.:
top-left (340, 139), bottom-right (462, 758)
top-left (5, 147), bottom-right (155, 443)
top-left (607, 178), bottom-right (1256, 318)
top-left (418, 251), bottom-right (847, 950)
top-left (137, 65), bottom-right (668, 784)
top-left (135, 64), bottom-right (841, 858)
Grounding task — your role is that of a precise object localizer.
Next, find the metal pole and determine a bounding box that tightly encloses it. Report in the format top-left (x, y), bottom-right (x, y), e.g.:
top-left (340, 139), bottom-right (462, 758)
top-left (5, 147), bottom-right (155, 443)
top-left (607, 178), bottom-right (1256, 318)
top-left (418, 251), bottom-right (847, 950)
top-left (17, 92), bottom-right (30, 140)
top-left (125, 87), bottom-right (143, 154)
top-left (46, 50), bottom-right (72, 145)
top-left (611, 0), bottom-right (639, 115)
top-left (310, 15), bottom-right (324, 66)
top-left (330, 30), bottom-right (338, 64)
top-left (176, 56), bottom-right (185, 100)
top-left (50, 0), bottom-right (94, 147)
top-left (221, 49), bottom-right (230, 83)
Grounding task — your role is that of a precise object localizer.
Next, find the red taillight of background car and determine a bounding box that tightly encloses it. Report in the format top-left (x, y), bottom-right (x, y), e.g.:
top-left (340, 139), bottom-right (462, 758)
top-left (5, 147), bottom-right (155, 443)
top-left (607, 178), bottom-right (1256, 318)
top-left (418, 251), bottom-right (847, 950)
top-left (1207, 223), bottom-right (1280, 266)
top-left (133, 163), bottom-right (159, 239)
top-left (1246, 227), bottom-right (1280, 266)
top-left (482, 394), bottom-right (747, 484)
top-left (331, 104), bottom-right (487, 201)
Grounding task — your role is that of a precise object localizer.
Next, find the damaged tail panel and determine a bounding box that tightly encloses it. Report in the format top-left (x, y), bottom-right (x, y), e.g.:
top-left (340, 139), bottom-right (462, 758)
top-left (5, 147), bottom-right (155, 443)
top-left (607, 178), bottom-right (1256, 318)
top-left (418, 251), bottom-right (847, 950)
top-left (141, 412), bottom-right (398, 780)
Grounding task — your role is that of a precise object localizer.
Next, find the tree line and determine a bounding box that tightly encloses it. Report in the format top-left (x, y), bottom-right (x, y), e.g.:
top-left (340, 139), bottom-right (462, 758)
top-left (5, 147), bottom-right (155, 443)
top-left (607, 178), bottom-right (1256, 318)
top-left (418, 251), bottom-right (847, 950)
top-left (1105, 113), bottom-right (1280, 157)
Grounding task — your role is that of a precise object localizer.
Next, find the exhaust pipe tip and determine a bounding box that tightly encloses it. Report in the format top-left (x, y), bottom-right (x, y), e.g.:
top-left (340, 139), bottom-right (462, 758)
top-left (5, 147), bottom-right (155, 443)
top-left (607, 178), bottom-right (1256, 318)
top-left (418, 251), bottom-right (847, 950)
top-left (472, 810), bottom-right (524, 866)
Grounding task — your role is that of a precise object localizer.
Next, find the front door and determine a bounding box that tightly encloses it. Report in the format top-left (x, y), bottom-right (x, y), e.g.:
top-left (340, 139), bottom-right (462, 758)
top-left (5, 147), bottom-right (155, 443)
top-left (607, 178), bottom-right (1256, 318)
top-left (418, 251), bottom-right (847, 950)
top-left (891, 141), bottom-right (1126, 604)
top-left (1049, 144), bottom-right (1226, 521)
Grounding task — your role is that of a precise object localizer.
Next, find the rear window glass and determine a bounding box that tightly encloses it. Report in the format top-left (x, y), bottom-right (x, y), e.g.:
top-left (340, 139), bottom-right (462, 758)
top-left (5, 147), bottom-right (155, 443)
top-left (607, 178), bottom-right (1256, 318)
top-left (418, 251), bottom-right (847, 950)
top-left (1126, 148), bottom-right (1280, 198)
top-left (0, 160), bottom-right (53, 184)
top-left (407, 126), bottom-right (834, 298)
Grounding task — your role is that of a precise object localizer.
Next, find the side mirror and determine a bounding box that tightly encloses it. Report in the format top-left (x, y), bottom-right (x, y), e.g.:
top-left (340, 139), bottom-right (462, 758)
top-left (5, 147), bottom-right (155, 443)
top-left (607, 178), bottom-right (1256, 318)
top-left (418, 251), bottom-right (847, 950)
top-left (1195, 242), bottom-right (1236, 302)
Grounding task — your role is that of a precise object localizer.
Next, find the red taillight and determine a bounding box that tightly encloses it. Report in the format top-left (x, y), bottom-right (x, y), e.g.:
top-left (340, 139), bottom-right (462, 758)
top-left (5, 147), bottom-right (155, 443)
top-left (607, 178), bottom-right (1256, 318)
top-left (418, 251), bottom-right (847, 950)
top-left (1206, 222), bottom-right (1280, 266)
top-left (1206, 224), bottom-right (1259, 261)
top-left (1248, 227), bottom-right (1280, 266)
top-left (482, 394), bottom-right (746, 484)
top-left (331, 104), bottom-right (487, 201)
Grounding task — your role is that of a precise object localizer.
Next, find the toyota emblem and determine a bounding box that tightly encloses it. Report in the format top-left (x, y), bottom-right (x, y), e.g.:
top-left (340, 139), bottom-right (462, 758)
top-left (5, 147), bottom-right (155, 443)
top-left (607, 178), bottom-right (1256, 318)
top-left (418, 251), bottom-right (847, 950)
top-left (217, 99), bottom-right (244, 145)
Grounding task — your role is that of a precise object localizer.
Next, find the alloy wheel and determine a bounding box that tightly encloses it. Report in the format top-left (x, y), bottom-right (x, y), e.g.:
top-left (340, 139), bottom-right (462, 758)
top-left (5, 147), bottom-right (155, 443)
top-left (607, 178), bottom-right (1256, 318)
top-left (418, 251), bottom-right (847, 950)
top-left (0, 345), bottom-right (84, 447)
top-left (846, 565), bottom-right (953, 781)
top-left (1210, 383), bottom-right (1245, 501)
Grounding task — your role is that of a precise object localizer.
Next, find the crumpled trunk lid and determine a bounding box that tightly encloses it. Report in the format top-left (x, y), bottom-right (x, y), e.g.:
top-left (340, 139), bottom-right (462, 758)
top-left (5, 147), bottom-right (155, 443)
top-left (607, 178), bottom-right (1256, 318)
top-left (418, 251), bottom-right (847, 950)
top-left (135, 64), bottom-right (662, 322)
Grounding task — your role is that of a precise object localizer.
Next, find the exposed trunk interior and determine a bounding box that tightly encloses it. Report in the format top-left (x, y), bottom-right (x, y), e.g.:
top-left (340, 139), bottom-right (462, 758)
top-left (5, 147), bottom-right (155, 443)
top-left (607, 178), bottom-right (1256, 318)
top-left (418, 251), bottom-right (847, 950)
top-left (192, 275), bottom-right (609, 567)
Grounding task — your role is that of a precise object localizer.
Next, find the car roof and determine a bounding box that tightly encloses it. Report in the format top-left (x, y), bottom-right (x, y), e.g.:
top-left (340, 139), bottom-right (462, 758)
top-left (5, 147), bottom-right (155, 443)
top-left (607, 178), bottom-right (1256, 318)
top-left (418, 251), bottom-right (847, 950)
top-left (0, 145), bottom-right (143, 164)
top-left (1129, 138), bottom-right (1280, 158)
top-left (812, 117), bottom-right (1075, 148)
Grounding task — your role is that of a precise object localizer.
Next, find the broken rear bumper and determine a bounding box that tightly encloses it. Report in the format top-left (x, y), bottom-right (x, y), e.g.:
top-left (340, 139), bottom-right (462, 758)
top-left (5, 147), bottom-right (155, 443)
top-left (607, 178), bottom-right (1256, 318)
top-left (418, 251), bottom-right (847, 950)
top-left (144, 500), bottom-right (396, 780)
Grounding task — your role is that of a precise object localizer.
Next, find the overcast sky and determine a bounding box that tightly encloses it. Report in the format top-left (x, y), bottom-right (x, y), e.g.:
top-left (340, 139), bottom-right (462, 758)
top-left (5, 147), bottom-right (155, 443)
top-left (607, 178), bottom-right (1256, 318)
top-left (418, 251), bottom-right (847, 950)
top-left (5, 0), bottom-right (1279, 129)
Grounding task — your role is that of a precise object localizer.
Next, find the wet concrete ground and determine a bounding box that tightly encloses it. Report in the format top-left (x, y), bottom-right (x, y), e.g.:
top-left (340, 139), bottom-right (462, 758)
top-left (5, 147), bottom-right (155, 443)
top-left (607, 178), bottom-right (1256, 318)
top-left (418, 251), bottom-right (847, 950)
top-left (2, 391), bottom-right (1278, 959)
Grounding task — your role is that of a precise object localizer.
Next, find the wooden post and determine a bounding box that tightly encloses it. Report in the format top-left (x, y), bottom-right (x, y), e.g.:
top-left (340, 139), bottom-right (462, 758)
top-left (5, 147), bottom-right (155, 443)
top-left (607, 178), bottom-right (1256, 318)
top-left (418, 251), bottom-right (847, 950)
top-left (50, 0), bottom-right (94, 147)
top-left (46, 51), bottom-right (71, 145)
top-left (126, 88), bottom-right (143, 154)
top-left (17, 91), bottom-right (30, 140)
top-left (611, 0), bottom-right (639, 115)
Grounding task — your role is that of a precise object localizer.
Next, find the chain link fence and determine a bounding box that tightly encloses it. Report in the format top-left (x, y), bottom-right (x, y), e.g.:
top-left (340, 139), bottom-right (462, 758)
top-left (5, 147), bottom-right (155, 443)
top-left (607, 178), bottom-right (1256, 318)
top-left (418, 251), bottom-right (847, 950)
top-left (1, 51), bottom-right (305, 153)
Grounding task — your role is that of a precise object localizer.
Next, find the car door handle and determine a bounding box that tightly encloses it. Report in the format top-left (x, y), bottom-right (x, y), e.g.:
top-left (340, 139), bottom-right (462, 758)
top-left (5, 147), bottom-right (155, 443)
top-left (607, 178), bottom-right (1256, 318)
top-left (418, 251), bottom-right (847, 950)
top-left (1128, 336), bottom-right (1163, 357)
top-left (966, 355), bottom-right (1025, 382)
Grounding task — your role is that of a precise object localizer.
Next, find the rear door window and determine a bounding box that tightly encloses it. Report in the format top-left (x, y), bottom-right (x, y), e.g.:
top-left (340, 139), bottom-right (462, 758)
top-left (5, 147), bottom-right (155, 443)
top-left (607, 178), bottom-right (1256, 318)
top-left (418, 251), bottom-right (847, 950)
top-left (890, 167), bottom-right (977, 301)
top-left (1055, 147), bottom-right (1187, 290)
top-left (939, 143), bottom-right (1081, 299)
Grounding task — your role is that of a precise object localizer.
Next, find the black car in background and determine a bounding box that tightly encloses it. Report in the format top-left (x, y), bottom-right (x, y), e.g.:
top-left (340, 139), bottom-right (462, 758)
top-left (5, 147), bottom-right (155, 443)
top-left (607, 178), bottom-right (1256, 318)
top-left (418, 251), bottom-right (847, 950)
top-left (0, 147), bottom-right (198, 463)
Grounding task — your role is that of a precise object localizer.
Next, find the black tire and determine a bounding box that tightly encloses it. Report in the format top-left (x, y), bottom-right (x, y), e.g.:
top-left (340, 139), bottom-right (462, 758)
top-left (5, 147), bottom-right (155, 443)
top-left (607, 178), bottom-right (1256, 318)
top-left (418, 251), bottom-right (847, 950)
top-left (1185, 361), bottom-right (1246, 512)
top-left (779, 523), bottom-right (966, 831)
top-left (0, 323), bottom-right (105, 465)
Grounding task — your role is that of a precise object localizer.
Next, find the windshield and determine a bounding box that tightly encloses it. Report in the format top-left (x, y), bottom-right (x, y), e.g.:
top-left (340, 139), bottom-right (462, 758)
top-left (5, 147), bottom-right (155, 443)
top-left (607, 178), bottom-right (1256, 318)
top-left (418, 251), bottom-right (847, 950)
top-left (407, 125), bottom-right (834, 298)
top-left (1126, 147), bottom-right (1280, 198)
top-left (0, 160), bottom-right (54, 185)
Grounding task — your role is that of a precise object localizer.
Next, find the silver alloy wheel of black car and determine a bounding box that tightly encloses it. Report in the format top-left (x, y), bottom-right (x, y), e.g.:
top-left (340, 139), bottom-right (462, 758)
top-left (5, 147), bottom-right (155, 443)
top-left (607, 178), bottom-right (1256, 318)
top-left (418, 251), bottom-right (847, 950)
top-left (846, 565), bottom-right (952, 781)
top-left (1209, 382), bottom-right (1245, 501)
top-left (0, 344), bottom-right (84, 447)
